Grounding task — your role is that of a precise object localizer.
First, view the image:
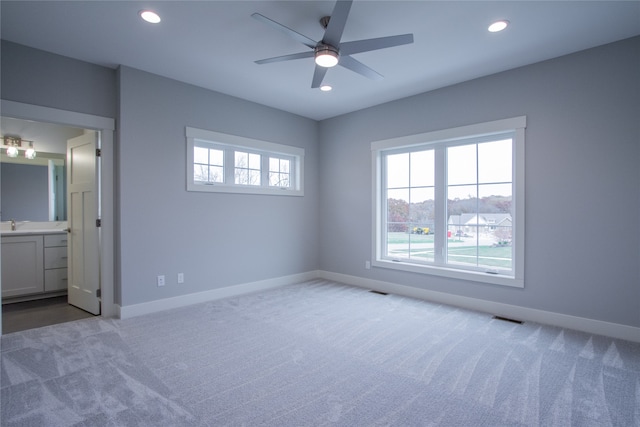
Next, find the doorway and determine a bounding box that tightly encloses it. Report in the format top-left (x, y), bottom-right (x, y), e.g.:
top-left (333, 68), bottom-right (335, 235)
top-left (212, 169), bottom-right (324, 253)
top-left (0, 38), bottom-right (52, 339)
top-left (0, 100), bottom-right (115, 334)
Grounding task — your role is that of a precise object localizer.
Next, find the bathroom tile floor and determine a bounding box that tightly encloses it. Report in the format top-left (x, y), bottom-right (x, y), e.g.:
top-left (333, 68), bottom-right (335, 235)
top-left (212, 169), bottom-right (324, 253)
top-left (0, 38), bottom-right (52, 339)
top-left (2, 296), bottom-right (95, 334)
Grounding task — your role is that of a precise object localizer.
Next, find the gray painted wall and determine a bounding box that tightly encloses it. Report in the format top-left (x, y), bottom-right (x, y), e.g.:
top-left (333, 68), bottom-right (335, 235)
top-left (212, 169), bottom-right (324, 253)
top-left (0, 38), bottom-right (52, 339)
top-left (117, 66), bottom-right (319, 306)
top-left (318, 37), bottom-right (640, 328)
top-left (0, 41), bottom-right (116, 119)
top-left (0, 163), bottom-right (49, 221)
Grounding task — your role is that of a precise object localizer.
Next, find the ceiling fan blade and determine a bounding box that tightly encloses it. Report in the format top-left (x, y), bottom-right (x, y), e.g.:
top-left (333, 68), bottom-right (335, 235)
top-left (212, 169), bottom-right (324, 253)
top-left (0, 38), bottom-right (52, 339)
top-left (311, 65), bottom-right (329, 88)
top-left (251, 12), bottom-right (317, 49)
top-left (322, 0), bottom-right (353, 47)
top-left (339, 55), bottom-right (383, 80)
top-left (255, 51), bottom-right (314, 65)
top-left (340, 34), bottom-right (414, 56)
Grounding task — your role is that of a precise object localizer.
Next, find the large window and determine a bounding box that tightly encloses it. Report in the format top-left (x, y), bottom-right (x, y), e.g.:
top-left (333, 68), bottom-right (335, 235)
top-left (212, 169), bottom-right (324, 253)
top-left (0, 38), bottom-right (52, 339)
top-left (372, 117), bottom-right (525, 287)
top-left (186, 127), bottom-right (304, 196)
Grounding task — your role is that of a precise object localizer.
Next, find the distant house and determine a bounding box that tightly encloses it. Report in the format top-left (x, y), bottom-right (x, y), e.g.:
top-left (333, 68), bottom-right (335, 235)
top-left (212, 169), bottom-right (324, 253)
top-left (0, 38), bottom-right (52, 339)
top-left (448, 213), bottom-right (512, 235)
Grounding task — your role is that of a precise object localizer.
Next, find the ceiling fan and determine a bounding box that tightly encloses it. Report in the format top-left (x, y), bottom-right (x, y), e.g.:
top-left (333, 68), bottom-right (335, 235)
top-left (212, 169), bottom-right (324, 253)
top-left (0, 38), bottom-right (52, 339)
top-left (252, 0), bottom-right (414, 88)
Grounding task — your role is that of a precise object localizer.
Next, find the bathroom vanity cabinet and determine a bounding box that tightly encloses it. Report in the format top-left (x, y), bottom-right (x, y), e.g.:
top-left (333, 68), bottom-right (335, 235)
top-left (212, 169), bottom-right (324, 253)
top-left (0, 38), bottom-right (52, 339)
top-left (1, 232), bottom-right (68, 299)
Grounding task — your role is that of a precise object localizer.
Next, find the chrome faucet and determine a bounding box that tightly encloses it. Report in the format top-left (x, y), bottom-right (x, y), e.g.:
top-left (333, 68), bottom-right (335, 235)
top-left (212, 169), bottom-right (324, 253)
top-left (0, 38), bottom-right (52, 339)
top-left (10, 219), bottom-right (16, 231)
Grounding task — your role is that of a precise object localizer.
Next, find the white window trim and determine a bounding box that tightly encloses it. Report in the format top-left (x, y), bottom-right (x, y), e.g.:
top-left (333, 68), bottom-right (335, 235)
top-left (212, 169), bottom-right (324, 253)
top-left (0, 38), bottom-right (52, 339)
top-left (371, 116), bottom-right (526, 288)
top-left (186, 127), bottom-right (304, 196)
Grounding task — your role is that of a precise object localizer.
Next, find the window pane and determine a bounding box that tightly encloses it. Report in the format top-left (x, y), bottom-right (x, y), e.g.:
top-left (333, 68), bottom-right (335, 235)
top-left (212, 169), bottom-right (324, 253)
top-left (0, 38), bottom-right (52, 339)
top-left (249, 169), bottom-right (261, 186)
top-left (410, 150), bottom-right (434, 187)
top-left (386, 190), bottom-right (409, 226)
top-left (448, 144), bottom-right (477, 185)
top-left (387, 153), bottom-right (409, 189)
top-left (478, 184), bottom-right (511, 212)
top-left (210, 149), bottom-right (224, 166)
top-left (235, 151), bottom-right (248, 167)
top-left (409, 186), bottom-right (435, 262)
top-left (235, 168), bottom-right (248, 185)
top-left (194, 146), bottom-right (209, 164)
top-left (447, 185), bottom-right (479, 268)
top-left (194, 164), bottom-right (208, 182)
top-left (409, 188), bottom-right (434, 223)
top-left (386, 224), bottom-right (409, 259)
top-left (209, 166), bottom-right (223, 183)
top-left (447, 184), bottom-right (478, 205)
top-left (270, 172), bottom-right (289, 187)
top-left (478, 139), bottom-right (512, 184)
top-left (249, 153), bottom-right (261, 169)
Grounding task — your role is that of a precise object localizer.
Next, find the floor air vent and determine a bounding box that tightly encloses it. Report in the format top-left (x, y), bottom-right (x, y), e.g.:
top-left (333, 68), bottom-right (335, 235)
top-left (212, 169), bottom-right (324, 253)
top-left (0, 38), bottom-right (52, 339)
top-left (493, 315), bottom-right (523, 324)
top-left (369, 290), bottom-right (388, 296)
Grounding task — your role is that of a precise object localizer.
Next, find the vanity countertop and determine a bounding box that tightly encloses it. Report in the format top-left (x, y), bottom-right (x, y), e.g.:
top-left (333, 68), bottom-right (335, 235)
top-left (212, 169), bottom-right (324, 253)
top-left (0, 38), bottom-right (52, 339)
top-left (1, 221), bottom-right (68, 236)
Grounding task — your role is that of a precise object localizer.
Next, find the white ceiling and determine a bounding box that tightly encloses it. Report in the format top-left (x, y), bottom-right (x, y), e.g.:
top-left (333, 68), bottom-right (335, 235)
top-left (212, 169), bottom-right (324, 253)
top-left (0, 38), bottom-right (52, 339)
top-left (1, 1), bottom-right (639, 121)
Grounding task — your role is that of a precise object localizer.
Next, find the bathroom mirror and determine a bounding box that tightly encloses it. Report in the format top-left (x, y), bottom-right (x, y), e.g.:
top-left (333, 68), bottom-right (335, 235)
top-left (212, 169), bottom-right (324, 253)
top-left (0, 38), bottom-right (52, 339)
top-left (1, 152), bottom-right (66, 221)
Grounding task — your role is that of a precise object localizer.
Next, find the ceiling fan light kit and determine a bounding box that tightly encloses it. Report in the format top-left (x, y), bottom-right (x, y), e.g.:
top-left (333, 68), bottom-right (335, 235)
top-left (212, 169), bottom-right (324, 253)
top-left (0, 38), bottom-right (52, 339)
top-left (252, 0), bottom-right (414, 89)
top-left (314, 45), bottom-right (339, 67)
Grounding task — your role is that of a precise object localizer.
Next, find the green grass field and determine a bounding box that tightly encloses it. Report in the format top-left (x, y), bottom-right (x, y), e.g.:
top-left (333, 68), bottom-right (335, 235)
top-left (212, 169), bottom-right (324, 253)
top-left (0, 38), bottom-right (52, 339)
top-left (386, 232), bottom-right (512, 269)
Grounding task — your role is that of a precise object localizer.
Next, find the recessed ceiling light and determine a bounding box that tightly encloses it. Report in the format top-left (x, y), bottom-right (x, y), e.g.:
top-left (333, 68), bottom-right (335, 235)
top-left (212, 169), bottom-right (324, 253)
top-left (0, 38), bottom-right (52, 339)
top-left (320, 85), bottom-right (333, 92)
top-left (140, 10), bottom-right (161, 24)
top-left (488, 20), bottom-right (509, 33)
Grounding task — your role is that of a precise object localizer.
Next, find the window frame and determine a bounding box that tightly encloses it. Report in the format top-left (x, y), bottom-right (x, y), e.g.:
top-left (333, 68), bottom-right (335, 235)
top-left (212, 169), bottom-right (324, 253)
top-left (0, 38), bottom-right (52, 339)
top-left (371, 116), bottom-right (526, 288)
top-left (186, 127), bottom-right (304, 196)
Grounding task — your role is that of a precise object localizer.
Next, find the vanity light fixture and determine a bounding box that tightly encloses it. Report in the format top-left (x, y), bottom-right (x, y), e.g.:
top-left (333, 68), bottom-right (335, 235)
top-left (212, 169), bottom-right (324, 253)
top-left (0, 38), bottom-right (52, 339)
top-left (488, 20), bottom-right (509, 33)
top-left (139, 10), bottom-right (161, 24)
top-left (2, 136), bottom-right (37, 159)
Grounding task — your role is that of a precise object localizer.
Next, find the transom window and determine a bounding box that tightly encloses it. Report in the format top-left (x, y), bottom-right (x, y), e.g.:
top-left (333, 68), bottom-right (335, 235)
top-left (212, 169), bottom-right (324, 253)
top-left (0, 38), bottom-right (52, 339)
top-left (372, 117), bottom-right (526, 287)
top-left (186, 127), bottom-right (304, 196)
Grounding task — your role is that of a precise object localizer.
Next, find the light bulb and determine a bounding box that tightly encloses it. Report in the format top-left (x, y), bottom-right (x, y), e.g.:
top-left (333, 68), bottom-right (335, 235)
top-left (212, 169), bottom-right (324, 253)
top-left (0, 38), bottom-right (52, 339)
top-left (7, 146), bottom-right (18, 158)
top-left (25, 145), bottom-right (36, 159)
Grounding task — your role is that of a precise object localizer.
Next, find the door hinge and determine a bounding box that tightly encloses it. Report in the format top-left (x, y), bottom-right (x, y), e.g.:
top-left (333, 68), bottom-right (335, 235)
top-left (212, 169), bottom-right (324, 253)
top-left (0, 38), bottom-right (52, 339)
top-left (96, 288), bottom-right (101, 299)
top-left (96, 218), bottom-right (102, 227)
top-left (96, 148), bottom-right (102, 157)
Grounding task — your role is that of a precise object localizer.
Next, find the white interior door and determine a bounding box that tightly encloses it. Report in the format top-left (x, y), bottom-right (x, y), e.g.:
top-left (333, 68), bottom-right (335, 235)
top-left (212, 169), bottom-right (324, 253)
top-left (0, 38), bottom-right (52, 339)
top-left (67, 131), bottom-right (100, 315)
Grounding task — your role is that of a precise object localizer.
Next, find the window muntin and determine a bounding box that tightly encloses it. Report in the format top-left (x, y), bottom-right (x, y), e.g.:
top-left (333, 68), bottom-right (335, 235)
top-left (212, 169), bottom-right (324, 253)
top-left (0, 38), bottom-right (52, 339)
top-left (373, 117), bottom-right (525, 287)
top-left (186, 127), bottom-right (304, 196)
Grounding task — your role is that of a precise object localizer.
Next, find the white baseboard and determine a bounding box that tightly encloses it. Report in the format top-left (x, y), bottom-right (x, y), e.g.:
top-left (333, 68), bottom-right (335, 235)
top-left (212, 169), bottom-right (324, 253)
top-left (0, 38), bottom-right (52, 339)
top-left (118, 271), bottom-right (321, 319)
top-left (319, 271), bottom-right (640, 343)
top-left (115, 269), bottom-right (639, 342)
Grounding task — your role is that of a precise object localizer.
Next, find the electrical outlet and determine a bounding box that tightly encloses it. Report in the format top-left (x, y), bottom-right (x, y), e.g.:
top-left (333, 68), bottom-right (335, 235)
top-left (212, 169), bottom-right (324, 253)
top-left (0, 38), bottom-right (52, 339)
top-left (365, 260), bottom-right (371, 269)
top-left (177, 273), bottom-right (184, 284)
top-left (157, 275), bottom-right (165, 287)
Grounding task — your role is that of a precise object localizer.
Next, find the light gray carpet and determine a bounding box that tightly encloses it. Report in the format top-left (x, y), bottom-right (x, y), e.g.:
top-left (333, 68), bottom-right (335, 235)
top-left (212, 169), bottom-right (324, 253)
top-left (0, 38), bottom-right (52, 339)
top-left (1, 279), bottom-right (639, 426)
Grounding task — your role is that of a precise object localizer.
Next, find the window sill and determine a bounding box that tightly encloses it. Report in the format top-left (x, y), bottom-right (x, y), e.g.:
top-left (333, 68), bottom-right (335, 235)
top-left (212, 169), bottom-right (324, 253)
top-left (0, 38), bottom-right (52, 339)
top-left (372, 258), bottom-right (524, 288)
top-left (187, 182), bottom-right (303, 196)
